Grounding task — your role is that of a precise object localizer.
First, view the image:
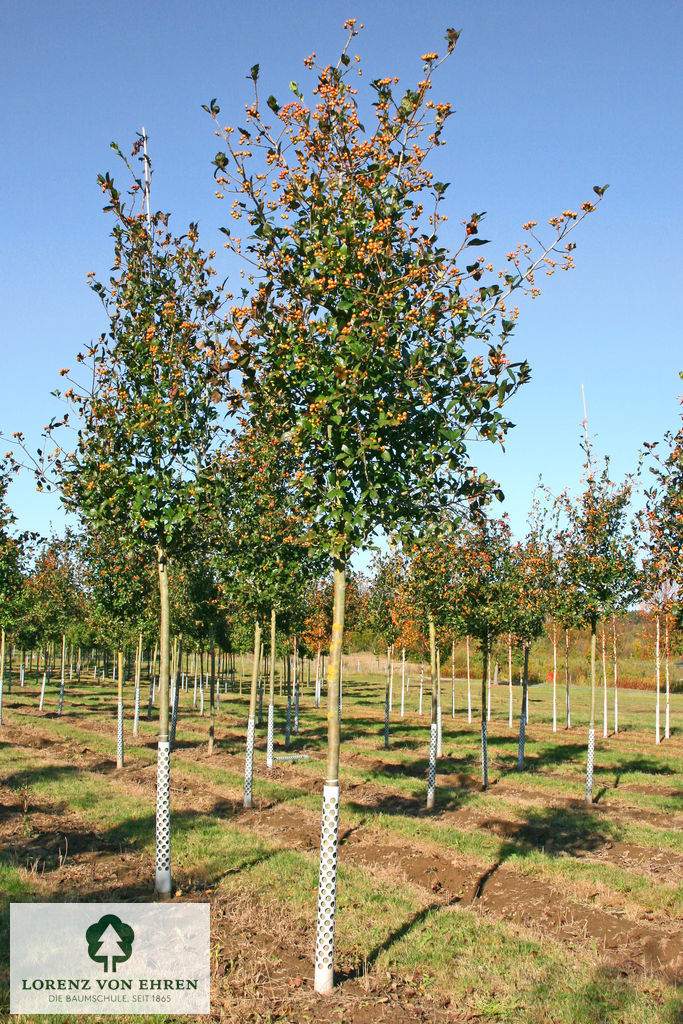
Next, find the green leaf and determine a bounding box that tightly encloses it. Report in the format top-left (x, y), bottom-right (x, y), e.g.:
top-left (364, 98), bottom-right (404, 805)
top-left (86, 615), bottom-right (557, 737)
top-left (267, 95), bottom-right (280, 114)
top-left (466, 238), bottom-right (490, 247)
top-left (250, 64), bottom-right (260, 81)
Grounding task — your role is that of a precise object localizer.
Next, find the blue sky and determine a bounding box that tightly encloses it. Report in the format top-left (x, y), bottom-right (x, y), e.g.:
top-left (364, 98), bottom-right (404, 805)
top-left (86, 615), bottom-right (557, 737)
top-left (1, 0), bottom-right (681, 557)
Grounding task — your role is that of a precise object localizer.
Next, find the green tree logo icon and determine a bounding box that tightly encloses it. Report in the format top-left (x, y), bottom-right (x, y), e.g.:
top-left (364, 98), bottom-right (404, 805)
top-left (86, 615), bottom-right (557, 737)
top-left (86, 914), bottom-right (135, 972)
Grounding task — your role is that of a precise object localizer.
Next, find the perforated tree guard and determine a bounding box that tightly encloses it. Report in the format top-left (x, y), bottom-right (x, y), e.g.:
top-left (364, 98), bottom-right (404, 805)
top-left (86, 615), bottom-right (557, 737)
top-left (155, 739), bottom-right (171, 895)
top-left (244, 715), bottom-right (255, 808)
top-left (517, 711), bottom-right (526, 770)
top-left (133, 684), bottom-right (140, 736)
top-left (294, 687), bottom-right (299, 733)
top-left (481, 720), bottom-right (488, 789)
top-left (314, 782), bottom-right (340, 995)
top-left (117, 701), bottom-right (124, 768)
top-left (266, 703), bottom-right (274, 768)
top-left (285, 696), bottom-right (291, 748)
top-left (170, 685), bottom-right (179, 746)
top-left (585, 728), bottom-right (595, 804)
top-left (39, 674), bottom-right (47, 711)
top-left (384, 694), bottom-right (390, 749)
top-left (57, 678), bottom-right (65, 716)
top-left (427, 721), bottom-right (438, 809)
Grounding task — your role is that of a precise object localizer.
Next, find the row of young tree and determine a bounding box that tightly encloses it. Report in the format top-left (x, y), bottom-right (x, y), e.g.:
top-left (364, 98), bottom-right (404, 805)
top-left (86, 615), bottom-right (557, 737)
top-left (1, 24), bottom-right (682, 993)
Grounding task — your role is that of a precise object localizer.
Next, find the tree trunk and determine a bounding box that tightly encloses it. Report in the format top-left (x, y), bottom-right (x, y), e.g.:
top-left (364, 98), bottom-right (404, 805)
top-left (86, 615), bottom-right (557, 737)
top-left (517, 643), bottom-right (529, 771)
top-left (664, 614), bottom-right (670, 740)
top-left (481, 638), bottom-right (489, 788)
top-left (389, 643), bottom-right (394, 711)
top-left (585, 621), bottom-right (597, 805)
top-left (208, 636), bottom-right (216, 754)
top-left (552, 622), bottom-right (557, 733)
top-left (508, 634), bottom-right (513, 729)
top-left (451, 639), bottom-right (455, 718)
top-left (400, 645), bottom-right (406, 719)
top-left (267, 608), bottom-right (276, 769)
top-left (466, 635), bottom-right (472, 724)
top-left (57, 633), bottom-right (67, 716)
top-left (155, 544), bottom-right (172, 897)
top-left (655, 611), bottom-right (661, 745)
top-left (244, 618), bottom-right (261, 808)
top-left (0, 628), bottom-right (5, 726)
top-left (565, 628), bottom-right (571, 728)
top-left (313, 556), bottom-right (345, 996)
top-left (426, 613), bottom-right (438, 810)
top-left (601, 622), bottom-right (608, 739)
top-left (133, 632), bottom-right (142, 736)
top-left (436, 648), bottom-right (442, 757)
top-left (116, 649), bottom-right (124, 769)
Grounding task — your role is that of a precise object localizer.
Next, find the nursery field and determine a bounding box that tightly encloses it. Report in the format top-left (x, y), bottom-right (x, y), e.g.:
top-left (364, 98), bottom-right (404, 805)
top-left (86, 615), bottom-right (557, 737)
top-left (0, 671), bottom-right (682, 1024)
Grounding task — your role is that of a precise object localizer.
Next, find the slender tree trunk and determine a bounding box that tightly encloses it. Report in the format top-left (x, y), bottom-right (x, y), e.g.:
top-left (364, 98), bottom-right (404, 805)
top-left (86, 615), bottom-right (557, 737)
top-left (426, 613), bottom-right (438, 810)
top-left (384, 648), bottom-right (390, 749)
top-left (389, 643), bottom-right (394, 711)
top-left (612, 614), bottom-right (619, 734)
top-left (466, 635), bottom-right (472, 724)
top-left (664, 614), bottom-right (670, 740)
top-left (267, 608), bottom-right (276, 769)
top-left (0, 627), bottom-right (5, 727)
top-left (313, 556), bottom-right (345, 996)
top-left (285, 641), bottom-right (292, 748)
top-left (419, 652), bottom-right (423, 715)
top-left (552, 622), bottom-right (557, 733)
top-left (117, 649), bottom-right (124, 769)
top-left (155, 544), bottom-right (172, 897)
top-left (133, 631), bottom-right (142, 736)
top-left (244, 619), bottom-right (261, 808)
top-left (517, 643), bottom-right (529, 771)
top-left (400, 645), bottom-right (406, 719)
top-left (171, 639), bottom-right (181, 746)
top-left (208, 636), bottom-right (216, 755)
top-left (57, 633), bottom-right (67, 716)
top-left (481, 638), bottom-right (489, 789)
top-left (315, 641), bottom-right (321, 708)
top-left (585, 621), bottom-right (597, 805)
top-left (436, 648), bottom-right (442, 756)
top-left (486, 651), bottom-right (491, 722)
top-left (601, 622), bottom-right (608, 739)
top-left (293, 634), bottom-right (299, 734)
top-left (655, 611), bottom-right (661, 745)
top-left (565, 628), bottom-right (571, 728)
top-left (508, 633), bottom-right (513, 729)
top-left (451, 638), bottom-right (455, 718)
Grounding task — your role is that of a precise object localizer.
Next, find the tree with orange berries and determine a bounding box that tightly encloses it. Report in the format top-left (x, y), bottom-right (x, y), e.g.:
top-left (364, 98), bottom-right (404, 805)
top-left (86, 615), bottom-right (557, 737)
top-left (557, 439), bottom-right (639, 804)
top-left (35, 137), bottom-right (232, 897)
top-left (206, 23), bottom-right (604, 992)
top-left (641, 377), bottom-right (683, 741)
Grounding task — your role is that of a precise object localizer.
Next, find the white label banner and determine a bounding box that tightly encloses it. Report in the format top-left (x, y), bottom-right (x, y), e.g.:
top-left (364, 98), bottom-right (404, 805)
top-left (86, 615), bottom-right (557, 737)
top-left (10, 903), bottom-right (210, 1015)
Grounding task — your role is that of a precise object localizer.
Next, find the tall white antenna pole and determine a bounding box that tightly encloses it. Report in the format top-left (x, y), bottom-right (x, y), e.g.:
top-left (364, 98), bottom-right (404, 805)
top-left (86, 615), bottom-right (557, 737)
top-left (581, 383), bottom-right (593, 480)
top-left (142, 127), bottom-right (152, 234)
